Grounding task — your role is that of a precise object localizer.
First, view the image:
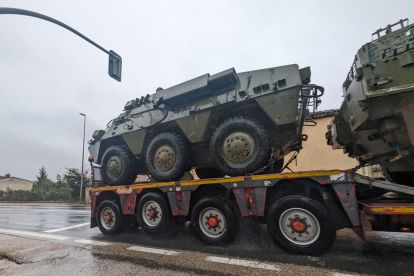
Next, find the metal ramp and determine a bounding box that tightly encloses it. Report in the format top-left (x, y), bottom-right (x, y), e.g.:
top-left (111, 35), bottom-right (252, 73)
top-left (352, 174), bottom-right (414, 196)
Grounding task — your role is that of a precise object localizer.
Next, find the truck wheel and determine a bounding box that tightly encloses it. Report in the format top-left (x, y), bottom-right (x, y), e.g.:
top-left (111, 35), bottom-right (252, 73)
top-left (96, 200), bottom-right (123, 235)
top-left (210, 117), bottom-right (271, 176)
top-left (267, 196), bottom-right (336, 256)
top-left (264, 158), bottom-right (284, 174)
top-left (191, 197), bottom-right (239, 245)
top-left (195, 168), bottom-right (225, 179)
top-left (145, 133), bottom-right (191, 182)
top-left (136, 193), bottom-right (171, 235)
top-left (101, 145), bottom-right (138, 186)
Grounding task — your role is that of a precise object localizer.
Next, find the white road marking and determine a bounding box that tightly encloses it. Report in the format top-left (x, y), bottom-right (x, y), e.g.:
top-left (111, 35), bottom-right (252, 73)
top-left (205, 256), bottom-right (280, 271)
top-left (332, 273), bottom-right (360, 276)
top-left (31, 209), bottom-right (90, 213)
top-left (0, 228), bottom-right (69, 240)
top-left (74, 239), bottom-right (111, 246)
top-left (44, 222), bottom-right (90, 233)
top-left (127, 246), bottom-right (180, 256)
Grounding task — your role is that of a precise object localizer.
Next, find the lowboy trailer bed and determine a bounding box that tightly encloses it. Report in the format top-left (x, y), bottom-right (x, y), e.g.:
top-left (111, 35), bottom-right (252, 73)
top-left (89, 169), bottom-right (414, 255)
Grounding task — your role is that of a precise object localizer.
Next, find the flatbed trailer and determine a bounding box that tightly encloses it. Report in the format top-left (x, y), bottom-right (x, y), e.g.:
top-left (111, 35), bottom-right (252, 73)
top-left (89, 168), bottom-right (414, 256)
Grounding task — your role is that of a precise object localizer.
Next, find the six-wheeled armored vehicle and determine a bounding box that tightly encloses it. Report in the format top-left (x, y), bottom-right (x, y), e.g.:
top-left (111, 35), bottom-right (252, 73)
top-left (89, 65), bottom-right (323, 185)
top-left (326, 19), bottom-right (414, 185)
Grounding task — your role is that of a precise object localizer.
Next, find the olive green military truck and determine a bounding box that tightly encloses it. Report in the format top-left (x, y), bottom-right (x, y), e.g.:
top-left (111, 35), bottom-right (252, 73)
top-left (326, 19), bottom-right (414, 185)
top-left (89, 65), bottom-right (323, 186)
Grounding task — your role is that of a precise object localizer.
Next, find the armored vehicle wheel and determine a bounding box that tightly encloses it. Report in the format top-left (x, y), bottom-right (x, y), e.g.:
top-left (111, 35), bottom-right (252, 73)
top-left (145, 132), bottom-right (191, 182)
top-left (264, 158), bottom-right (284, 174)
top-left (101, 145), bottom-right (138, 186)
top-left (96, 200), bottom-right (123, 235)
top-left (267, 196), bottom-right (336, 256)
top-left (210, 117), bottom-right (271, 176)
top-left (195, 168), bottom-right (225, 179)
top-left (136, 193), bottom-right (171, 235)
top-left (191, 197), bottom-right (239, 245)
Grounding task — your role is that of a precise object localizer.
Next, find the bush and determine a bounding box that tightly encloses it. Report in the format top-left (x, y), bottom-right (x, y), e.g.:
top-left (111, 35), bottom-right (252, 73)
top-left (0, 179), bottom-right (74, 202)
top-left (0, 167), bottom-right (89, 202)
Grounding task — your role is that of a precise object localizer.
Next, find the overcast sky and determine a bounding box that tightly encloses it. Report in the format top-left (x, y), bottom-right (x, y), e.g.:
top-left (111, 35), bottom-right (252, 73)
top-left (1, 0), bottom-right (413, 181)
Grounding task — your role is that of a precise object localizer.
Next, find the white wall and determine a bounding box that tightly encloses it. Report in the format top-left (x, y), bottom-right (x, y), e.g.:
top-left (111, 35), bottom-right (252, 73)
top-left (0, 178), bottom-right (34, 192)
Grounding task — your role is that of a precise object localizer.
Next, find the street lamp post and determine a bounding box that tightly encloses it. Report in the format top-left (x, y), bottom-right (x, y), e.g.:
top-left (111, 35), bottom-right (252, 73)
top-left (79, 113), bottom-right (86, 203)
top-left (0, 8), bottom-right (122, 81)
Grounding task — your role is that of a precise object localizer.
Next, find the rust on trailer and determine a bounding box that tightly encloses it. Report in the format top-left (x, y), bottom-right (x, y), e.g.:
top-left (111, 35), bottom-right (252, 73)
top-left (360, 202), bottom-right (414, 215)
top-left (90, 170), bottom-right (344, 193)
top-left (355, 211), bottom-right (373, 240)
top-left (167, 191), bottom-right (191, 216)
top-left (251, 170), bottom-right (341, 180)
top-left (119, 194), bottom-right (138, 215)
top-left (89, 170), bottom-right (351, 220)
top-left (332, 183), bottom-right (360, 227)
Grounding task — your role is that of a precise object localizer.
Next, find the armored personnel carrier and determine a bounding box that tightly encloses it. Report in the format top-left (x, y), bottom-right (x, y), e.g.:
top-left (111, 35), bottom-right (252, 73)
top-left (89, 65), bottom-right (323, 185)
top-left (326, 19), bottom-right (414, 185)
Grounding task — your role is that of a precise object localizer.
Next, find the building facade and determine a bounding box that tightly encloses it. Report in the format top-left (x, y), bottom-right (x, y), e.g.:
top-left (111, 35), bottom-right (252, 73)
top-left (0, 174), bottom-right (34, 192)
top-left (288, 109), bottom-right (363, 173)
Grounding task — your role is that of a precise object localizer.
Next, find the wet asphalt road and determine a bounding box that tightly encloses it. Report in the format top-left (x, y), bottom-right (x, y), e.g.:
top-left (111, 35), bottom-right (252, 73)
top-left (1, 204), bottom-right (414, 275)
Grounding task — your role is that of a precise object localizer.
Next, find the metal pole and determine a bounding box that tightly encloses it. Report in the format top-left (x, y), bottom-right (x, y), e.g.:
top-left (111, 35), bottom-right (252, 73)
top-left (0, 8), bottom-right (115, 57)
top-left (79, 113), bottom-right (86, 203)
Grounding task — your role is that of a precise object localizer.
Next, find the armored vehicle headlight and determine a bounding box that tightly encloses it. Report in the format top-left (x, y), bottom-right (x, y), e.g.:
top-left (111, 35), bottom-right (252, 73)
top-left (92, 130), bottom-right (105, 141)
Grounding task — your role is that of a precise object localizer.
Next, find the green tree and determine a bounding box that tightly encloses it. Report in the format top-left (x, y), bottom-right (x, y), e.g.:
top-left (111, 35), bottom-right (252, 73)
top-left (35, 166), bottom-right (48, 185)
top-left (63, 167), bottom-right (90, 199)
top-left (32, 178), bottom-right (74, 201)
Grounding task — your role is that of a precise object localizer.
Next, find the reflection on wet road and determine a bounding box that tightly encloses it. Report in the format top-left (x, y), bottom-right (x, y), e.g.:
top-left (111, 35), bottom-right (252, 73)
top-left (1, 204), bottom-right (414, 275)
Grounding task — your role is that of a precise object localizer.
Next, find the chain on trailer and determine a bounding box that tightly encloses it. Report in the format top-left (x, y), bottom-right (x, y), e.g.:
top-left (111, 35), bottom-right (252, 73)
top-left (245, 134), bottom-right (308, 177)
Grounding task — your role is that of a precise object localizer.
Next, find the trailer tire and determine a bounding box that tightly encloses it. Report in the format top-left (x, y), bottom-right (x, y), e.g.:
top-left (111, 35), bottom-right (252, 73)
top-left (191, 197), bottom-right (239, 245)
top-left (96, 200), bottom-right (123, 235)
top-left (136, 193), bottom-right (171, 235)
top-left (267, 195), bottom-right (336, 256)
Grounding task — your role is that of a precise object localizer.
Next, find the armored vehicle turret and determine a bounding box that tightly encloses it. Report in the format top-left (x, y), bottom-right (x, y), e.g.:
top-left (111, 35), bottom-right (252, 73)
top-left (326, 19), bottom-right (414, 185)
top-left (89, 64), bottom-right (323, 186)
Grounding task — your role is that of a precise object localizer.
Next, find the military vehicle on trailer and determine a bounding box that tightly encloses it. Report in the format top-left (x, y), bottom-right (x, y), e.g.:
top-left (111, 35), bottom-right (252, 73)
top-left (89, 65), bottom-right (323, 185)
top-left (326, 19), bottom-right (414, 185)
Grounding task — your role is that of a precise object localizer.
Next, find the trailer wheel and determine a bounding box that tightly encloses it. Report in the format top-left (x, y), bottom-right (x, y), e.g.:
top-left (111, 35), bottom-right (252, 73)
top-left (101, 145), bottom-right (138, 186)
top-left (267, 196), bottom-right (336, 256)
top-left (145, 132), bottom-right (191, 182)
top-left (210, 117), bottom-right (271, 176)
top-left (96, 200), bottom-right (123, 235)
top-left (191, 197), bottom-right (239, 245)
top-left (136, 193), bottom-right (171, 235)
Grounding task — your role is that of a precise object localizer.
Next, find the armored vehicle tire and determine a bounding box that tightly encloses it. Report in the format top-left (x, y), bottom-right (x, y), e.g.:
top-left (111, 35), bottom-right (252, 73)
top-left (267, 195), bottom-right (336, 256)
top-left (210, 117), bottom-right (271, 176)
top-left (145, 132), bottom-right (191, 182)
top-left (96, 200), bottom-right (123, 235)
top-left (191, 197), bottom-right (239, 245)
top-left (136, 193), bottom-right (172, 235)
top-left (101, 145), bottom-right (138, 186)
top-left (264, 158), bottom-right (284, 174)
top-left (195, 168), bottom-right (225, 179)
